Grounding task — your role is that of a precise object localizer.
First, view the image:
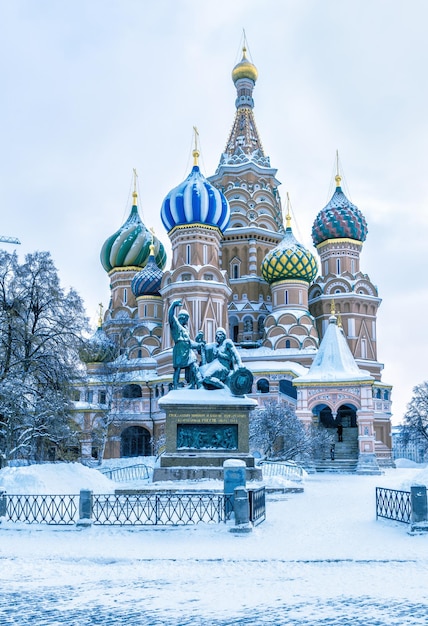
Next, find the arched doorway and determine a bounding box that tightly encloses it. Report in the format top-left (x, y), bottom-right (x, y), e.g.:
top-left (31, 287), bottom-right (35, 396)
top-left (120, 426), bottom-right (151, 457)
top-left (312, 403), bottom-right (359, 469)
top-left (336, 404), bottom-right (357, 428)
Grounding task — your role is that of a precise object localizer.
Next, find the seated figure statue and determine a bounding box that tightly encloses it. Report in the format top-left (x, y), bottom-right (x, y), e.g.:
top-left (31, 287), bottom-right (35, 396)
top-left (199, 327), bottom-right (253, 395)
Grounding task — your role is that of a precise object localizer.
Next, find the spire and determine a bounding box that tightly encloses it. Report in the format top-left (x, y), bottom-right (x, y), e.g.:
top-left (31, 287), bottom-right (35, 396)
top-left (335, 150), bottom-right (342, 189)
top-left (192, 126), bottom-right (200, 167)
top-left (132, 168), bottom-right (138, 206)
top-left (149, 227), bottom-right (156, 256)
top-left (285, 193), bottom-right (292, 230)
top-left (220, 40), bottom-right (268, 166)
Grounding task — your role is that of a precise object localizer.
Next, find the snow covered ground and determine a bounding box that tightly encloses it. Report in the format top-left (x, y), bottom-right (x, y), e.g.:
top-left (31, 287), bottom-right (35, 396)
top-left (0, 460), bottom-right (428, 625)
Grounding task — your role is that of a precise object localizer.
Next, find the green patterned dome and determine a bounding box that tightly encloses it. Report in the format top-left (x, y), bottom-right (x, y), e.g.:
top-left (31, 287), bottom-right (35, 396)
top-left (100, 192), bottom-right (167, 272)
top-left (261, 226), bottom-right (318, 284)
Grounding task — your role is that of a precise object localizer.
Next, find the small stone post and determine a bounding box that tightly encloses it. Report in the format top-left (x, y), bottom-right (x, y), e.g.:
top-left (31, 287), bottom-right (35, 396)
top-left (77, 489), bottom-right (93, 527)
top-left (410, 484), bottom-right (428, 534)
top-left (0, 491), bottom-right (6, 521)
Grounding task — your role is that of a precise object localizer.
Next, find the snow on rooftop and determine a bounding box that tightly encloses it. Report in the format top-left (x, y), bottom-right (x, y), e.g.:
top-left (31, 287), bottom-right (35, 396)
top-left (294, 314), bottom-right (373, 384)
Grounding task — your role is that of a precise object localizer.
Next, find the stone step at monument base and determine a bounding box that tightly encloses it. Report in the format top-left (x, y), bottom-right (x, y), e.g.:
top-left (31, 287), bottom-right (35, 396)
top-left (153, 465), bottom-right (262, 482)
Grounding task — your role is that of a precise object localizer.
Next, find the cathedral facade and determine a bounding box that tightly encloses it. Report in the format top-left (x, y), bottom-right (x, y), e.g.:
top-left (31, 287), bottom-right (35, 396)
top-left (73, 49), bottom-right (393, 472)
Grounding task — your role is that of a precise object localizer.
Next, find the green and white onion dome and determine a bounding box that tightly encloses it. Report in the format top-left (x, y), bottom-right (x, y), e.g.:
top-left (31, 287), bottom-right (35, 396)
top-left (101, 191), bottom-right (167, 272)
top-left (261, 216), bottom-right (318, 284)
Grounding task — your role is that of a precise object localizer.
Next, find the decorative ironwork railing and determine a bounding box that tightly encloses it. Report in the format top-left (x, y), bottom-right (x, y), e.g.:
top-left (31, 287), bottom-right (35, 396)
top-left (258, 460), bottom-right (304, 481)
top-left (4, 494), bottom-right (78, 525)
top-left (98, 464), bottom-right (151, 482)
top-left (376, 487), bottom-right (411, 524)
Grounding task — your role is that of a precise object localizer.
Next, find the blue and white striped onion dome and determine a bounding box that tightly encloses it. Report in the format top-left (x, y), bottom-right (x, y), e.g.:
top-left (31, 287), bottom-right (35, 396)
top-left (131, 248), bottom-right (163, 297)
top-left (261, 226), bottom-right (318, 285)
top-left (312, 176), bottom-right (368, 247)
top-left (100, 201), bottom-right (167, 272)
top-left (161, 165), bottom-right (230, 233)
top-left (79, 326), bottom-right (118, 363)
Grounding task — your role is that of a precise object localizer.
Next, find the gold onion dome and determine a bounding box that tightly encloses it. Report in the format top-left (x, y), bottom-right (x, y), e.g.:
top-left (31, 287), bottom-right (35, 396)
top-left (231, 46), bottom-right (258, 83)
top-left (261, 210), bottom-right (318, 285)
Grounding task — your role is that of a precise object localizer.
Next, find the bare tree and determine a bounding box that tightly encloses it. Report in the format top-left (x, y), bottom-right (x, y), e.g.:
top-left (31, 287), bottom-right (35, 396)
top-left (400, 382), bottom-right (428, 455)
top-left (0, 251), bottom-right (88, 464)
top-left (250, 401), bottom-right (333, 463)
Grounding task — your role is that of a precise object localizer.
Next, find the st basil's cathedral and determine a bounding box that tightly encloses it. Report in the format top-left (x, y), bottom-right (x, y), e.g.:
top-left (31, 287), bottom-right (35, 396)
top-left (74, 48), bottom-right (393, 473)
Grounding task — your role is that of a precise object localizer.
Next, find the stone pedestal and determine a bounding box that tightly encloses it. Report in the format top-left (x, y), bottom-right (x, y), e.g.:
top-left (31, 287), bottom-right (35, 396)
top-left (153, 389), bottom-right (262, 481)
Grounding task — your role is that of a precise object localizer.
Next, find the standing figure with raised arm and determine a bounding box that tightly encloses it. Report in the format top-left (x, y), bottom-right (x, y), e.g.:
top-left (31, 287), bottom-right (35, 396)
top-left (168, 299), bottom-right (203, 389)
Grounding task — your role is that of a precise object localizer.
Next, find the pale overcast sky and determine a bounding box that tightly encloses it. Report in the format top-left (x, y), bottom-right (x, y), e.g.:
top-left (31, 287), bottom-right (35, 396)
top-left (1, 0), bottom-right (427, 424)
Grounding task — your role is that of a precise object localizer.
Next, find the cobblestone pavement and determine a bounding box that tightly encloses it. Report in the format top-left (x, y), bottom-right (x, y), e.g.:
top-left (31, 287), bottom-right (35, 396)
top-left (1, 556), bottom-right (428, 625)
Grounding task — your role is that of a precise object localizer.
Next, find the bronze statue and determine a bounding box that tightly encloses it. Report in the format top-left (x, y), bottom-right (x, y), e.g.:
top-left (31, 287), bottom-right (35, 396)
top-left (168, 299), bottom-right (203, 389)
top-left (168, 302), bottom-right (253, 395)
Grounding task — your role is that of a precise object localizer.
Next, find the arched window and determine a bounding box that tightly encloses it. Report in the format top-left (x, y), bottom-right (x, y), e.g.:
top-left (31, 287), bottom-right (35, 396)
top-left (120, 426), bottom-right (151, 457)
top-left (285, 339), bottom-right (291, 349)
top-left (257, 378), bottom-right (270, 394)
top-left (244, 317), bottom-right (253, 333)
top-left (122, 384), bottom-right (142, 399)
top-left (186, 244), bottom-right (191, 265)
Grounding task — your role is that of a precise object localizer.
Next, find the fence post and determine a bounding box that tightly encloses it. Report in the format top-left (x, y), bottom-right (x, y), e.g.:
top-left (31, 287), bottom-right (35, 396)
top-left (409, 484), bottom-right (428, 534)
top-left (0, 491), bottom-right (6, 522)
top-left (77, 490), bottom-right (93, 527)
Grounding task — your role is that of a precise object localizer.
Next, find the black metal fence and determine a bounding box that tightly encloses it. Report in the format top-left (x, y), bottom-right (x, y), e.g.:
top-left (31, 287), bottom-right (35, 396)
top-left (376, 487), bottom-right (411, 524)
top-left (3, 494), bottom-right (78, 525)
top-left (0, 489), bottom-right (264, 526)
top-left (92, 492), bottom-right (233, 525)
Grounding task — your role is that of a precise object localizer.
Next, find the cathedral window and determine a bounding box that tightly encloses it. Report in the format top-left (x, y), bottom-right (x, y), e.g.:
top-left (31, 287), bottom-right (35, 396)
top-left (285, 290), bottom-right (289, 305)
top-left (257, 378), bottom-right (270, 394)
top-left (181, 273), bottom-right (192, 281)
top-left (73, 390), bottom-right (81, 402)
top-left (85, 390), bottom-right (93, 403)
top-left (285, 339), bottom-right (291, 348)
top-left (336, 259), bottom-right (341, 274)
top-left (298, 290), bottom-right (303, 305)
top-left (348, 318), bottom-right (356, 338)
top-left (122, 384), bottom-right (142, 399)
top-left (361, 338), bottom-right (367, 359)
top-left (203, 245), bottom-right (208, 265)
top-left (204, 273), bottom-right (214, 281)
top-left (98, 390), bottom-right (106, 404)
top-left (324, 261), bottom-right (328, 275)
top-left (186, 245), bottom-right (191, 264)
top-left (123, 288), bottom-right (127, 304)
